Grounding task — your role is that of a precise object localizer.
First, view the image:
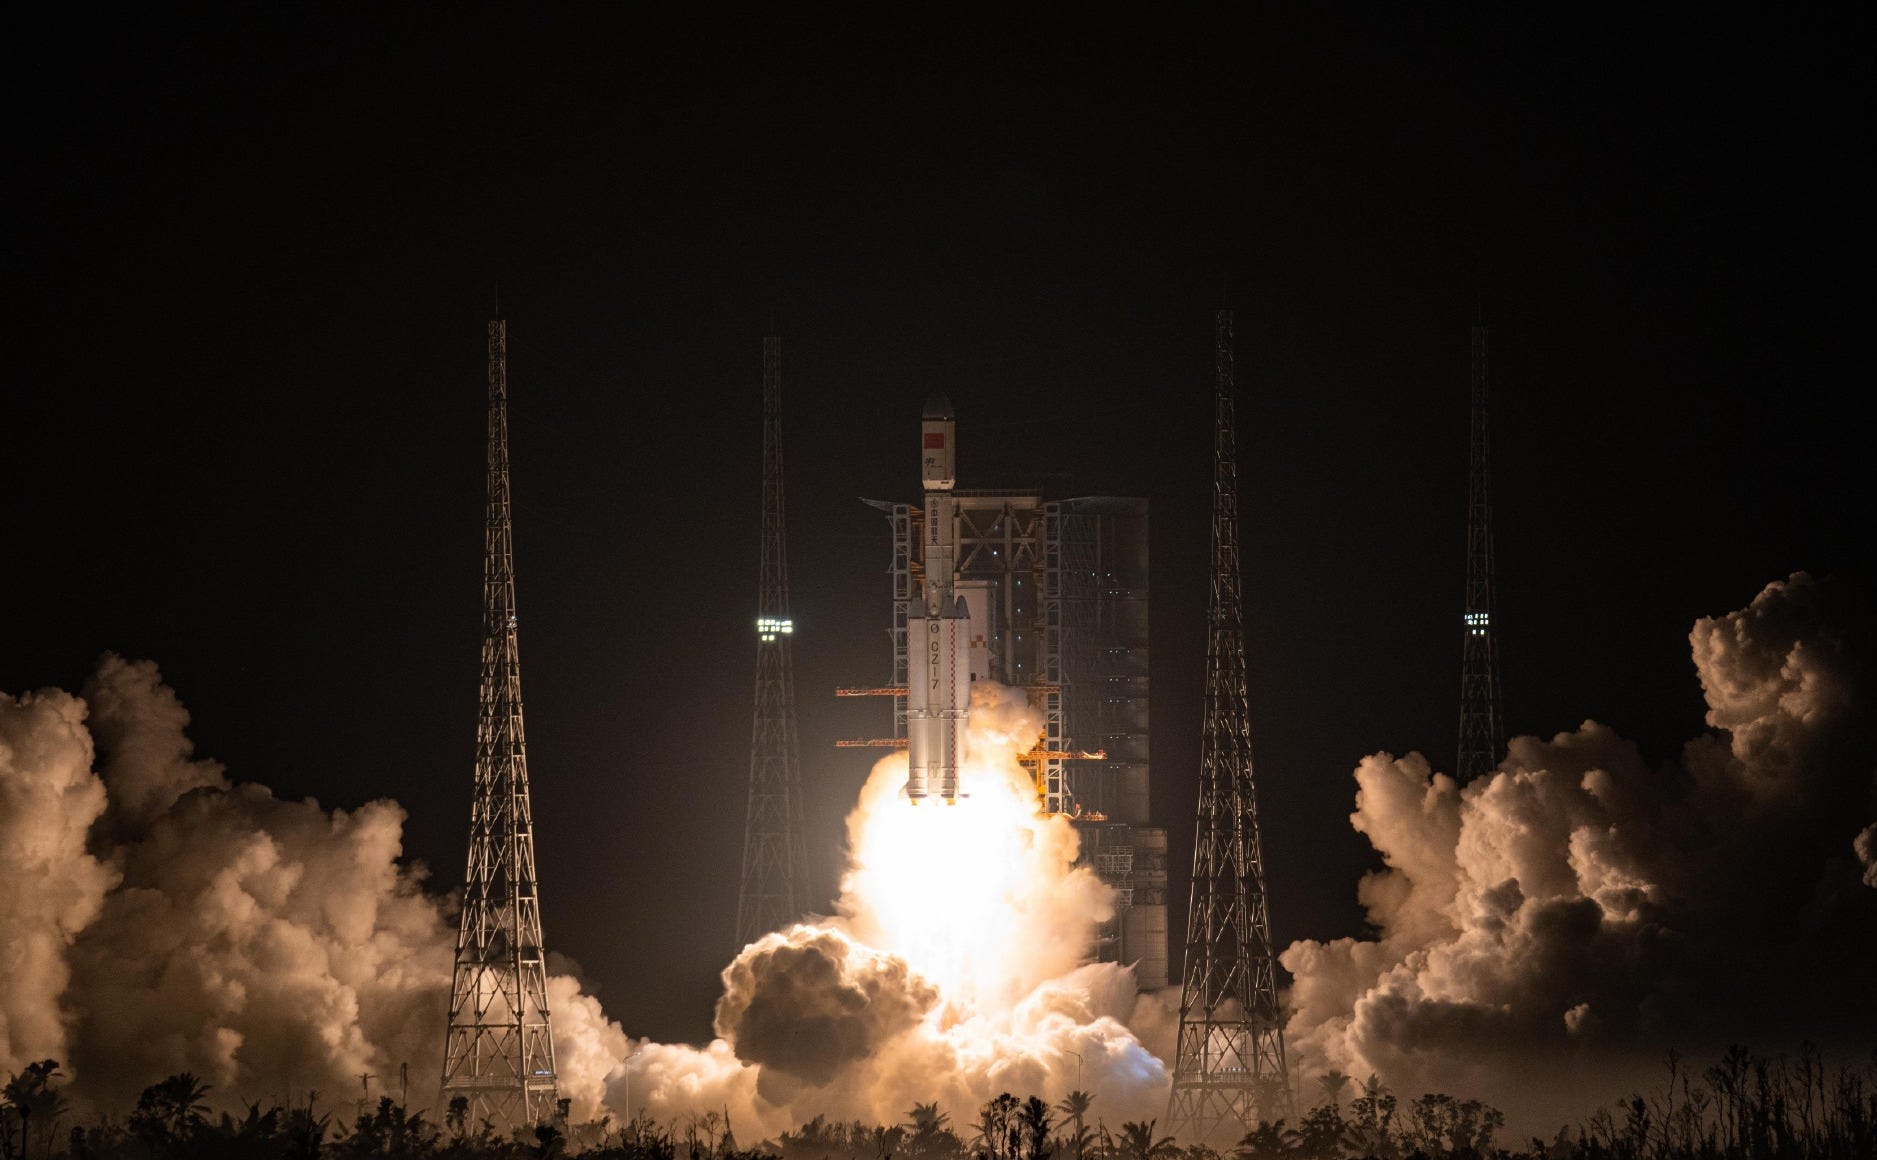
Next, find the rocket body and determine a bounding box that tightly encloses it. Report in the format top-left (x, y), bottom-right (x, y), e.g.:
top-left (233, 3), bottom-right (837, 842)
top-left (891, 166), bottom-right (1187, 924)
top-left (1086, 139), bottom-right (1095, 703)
top-left (906, 394), bottom-right (968, 803)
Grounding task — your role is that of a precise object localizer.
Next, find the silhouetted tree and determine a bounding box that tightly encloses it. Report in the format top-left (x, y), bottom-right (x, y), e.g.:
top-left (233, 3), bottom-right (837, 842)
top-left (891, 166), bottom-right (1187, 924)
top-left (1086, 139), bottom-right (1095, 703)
top-left (1054, 1091), bottom-right (1094, 1160)
top-left (445, 1096), bottom-right (470, 1142)
top-left (1016, 1097), bottom-right (1052, 1160)
top-left (1290, 1105), bottom-right (1348, 1160)
top-left (533, 1117), bottom-right (565, 1159)
top-left (130, 1072), bottom-right (212, 1156)
top-left (1111, 1120), bottom-right (1175, 1160)
top-left (338, 1095), bottom-right (438, 1156)
top-left (973, 1094), bottom-right (1023, 1160)
top-left (2, 1060), bottom-right (68, 1160)
top-left (906, 1103), bottom-right (962, 1160)
top-left (1232, 1119), bottom-right (1295, 1160)
top-left (1399, 1094), bottom-right (1501, 1160)
top-left (1345, 1078), bottom-right (1397, 1159)
top-left (613, 1112), bottom-right (680, 1160)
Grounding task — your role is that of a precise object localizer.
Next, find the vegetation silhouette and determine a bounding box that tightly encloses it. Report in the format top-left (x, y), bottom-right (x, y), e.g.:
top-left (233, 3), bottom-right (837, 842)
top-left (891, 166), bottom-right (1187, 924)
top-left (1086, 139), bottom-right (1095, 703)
top-left (3, 1046), bottom-right (1873, 1160)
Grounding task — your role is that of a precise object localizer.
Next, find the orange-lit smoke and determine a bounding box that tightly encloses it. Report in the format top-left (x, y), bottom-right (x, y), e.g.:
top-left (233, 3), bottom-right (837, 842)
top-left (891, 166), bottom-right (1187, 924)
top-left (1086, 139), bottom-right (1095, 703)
top-left (614, 681), bottom-right (1171, 1134)
top-left (1280, 574), bottom-right (1877, 1132)
top-left (0, 660), bottom-right (1170, 1132)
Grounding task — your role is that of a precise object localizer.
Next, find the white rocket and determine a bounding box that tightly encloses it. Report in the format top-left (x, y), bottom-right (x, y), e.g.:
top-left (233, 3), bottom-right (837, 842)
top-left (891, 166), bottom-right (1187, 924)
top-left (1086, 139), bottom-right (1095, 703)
top-left (905, 393), bottom-right (969, 803)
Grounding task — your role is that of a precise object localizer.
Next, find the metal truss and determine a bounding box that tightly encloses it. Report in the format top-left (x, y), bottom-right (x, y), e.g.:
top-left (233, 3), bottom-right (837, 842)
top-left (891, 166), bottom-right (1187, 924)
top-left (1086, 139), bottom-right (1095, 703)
top-left (737, 336), bottom-right (811, 945)
top-left (441, 316), bottom-right (560, 1129)
top-left (1168, 310), bottom-right (1291, 1144)
top-left (1457, 323), bottom-right (1505, 784)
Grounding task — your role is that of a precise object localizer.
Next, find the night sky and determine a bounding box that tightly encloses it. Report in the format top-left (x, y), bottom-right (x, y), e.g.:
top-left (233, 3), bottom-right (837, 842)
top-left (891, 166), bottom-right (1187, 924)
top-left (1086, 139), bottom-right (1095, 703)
top-left (8, 12), bottom-right (1866, 1047)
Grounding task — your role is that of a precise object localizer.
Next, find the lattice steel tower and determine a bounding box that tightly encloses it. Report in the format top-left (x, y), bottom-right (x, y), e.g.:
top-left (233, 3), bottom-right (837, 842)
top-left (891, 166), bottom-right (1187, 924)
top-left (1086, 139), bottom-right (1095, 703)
top-left (1168, 310), bottom-right (1291, 1144)
top-left (441, 313), bottom-right (560, 1128)
top-left (737, 334), bottom-right (810, 946)
top-left (1457, 322), bottom-right (1503, 784)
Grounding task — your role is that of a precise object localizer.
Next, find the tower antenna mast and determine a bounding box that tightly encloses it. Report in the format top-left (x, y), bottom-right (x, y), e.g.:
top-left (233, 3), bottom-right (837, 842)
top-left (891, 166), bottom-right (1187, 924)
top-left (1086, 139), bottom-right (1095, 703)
top-left (441, 311), bottom-right (560, 1127)
top-left (1168, 309), bottom-right (1292, 1143)
top-left (737, 333), bottom-right (810, 944)
top-left (1457, 322), bottom-right (1504, 783)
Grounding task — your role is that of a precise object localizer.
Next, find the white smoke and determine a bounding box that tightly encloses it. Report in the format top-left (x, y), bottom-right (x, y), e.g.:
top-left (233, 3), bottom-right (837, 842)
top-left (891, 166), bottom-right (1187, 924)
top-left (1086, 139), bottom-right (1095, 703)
top-left (25, 577), bottom-right (1851, 1140)
top-left (0, 681), bottom-right (116, 1078)
top-left (0, 655), bottom-right (623, 1121)
top-left (1281, 574), bottom-right (1877, 1131)
top-left (1, 660), bottom-right (1167, 1135)
top-left (607, 681), bottom-right (1170, 1135)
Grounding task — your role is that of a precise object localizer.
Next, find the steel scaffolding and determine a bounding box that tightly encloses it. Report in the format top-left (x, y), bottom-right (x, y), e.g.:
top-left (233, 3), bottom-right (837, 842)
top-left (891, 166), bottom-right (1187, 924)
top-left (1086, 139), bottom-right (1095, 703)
top-left (441, 315), bottom-right (561, 1129)
top-left (1168, 309), bottom-right (1291, 1143)
top-left (1457, 323), bottom-right (1505, 784)
top-left (737, 335), bottom-right (811, 945)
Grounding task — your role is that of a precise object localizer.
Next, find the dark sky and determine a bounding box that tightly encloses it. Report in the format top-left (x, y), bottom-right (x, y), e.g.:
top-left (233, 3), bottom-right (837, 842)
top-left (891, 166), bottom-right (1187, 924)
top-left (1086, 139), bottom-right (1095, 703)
top-left (7, 12), bottom-right (1866, 1045)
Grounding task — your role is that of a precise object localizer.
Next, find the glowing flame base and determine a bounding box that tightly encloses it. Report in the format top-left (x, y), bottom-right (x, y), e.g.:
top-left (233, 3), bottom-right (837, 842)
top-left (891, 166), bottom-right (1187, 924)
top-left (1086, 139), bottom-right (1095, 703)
top-left (613, 682), bottom-right (1172, 1132)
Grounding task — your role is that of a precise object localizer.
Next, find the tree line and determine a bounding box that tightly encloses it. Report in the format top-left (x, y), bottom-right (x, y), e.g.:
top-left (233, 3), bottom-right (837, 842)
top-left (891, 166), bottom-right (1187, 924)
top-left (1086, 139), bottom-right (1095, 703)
top-left (3, 1046), bottom-right (1872, 1160)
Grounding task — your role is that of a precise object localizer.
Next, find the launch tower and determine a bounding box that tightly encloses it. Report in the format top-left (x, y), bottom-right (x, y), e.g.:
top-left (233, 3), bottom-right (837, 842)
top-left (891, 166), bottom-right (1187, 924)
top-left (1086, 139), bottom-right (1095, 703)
top-left (1167, 309), bottom-right (1291, 1142)
top-left (441, 314), bottom-right (560, 1128)
top-left (856, 402), bottom-right (1165, 988)
top-left (737, 335), bottom-right (811, 944)
top-left (1457, 322), bottom-right (1504, 783)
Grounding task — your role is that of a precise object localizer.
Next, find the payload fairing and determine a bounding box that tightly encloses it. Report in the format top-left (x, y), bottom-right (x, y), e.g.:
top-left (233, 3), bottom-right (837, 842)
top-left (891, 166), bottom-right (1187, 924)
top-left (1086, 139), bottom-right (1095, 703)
top-left (905, 394), bottom-right (969, 803)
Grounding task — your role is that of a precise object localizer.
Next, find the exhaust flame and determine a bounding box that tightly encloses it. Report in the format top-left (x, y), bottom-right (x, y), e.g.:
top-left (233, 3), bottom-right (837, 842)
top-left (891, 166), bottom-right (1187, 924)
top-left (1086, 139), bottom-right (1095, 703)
top-left (621, 681), bottom-right (1169, 1132)
top-left (839, 683), bottom-right (1111, 1005)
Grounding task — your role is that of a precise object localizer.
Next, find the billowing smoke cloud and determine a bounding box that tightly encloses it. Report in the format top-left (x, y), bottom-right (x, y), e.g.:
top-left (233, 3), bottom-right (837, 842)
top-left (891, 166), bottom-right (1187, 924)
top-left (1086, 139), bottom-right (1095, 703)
top-left (0, 680), bottom-right (115, 1077)
top-left (2, 657), bottom-right (1167, 1136)
top-left (609, 682), bottom-right (1170, 1135)
top-left (0, 655), bottom-right (624, 1121)
top-left (22, 576), bottom-right (1855, 1140)
top-left (1282, 574), bottom-right (1876, 1130)
top-left (716, 927), bottom-right (939, 1090)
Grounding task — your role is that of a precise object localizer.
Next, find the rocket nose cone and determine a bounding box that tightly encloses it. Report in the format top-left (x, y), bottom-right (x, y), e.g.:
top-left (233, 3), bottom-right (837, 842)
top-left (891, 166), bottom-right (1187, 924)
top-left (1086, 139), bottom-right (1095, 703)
top-left (922, 392), bottom-right (955, 421)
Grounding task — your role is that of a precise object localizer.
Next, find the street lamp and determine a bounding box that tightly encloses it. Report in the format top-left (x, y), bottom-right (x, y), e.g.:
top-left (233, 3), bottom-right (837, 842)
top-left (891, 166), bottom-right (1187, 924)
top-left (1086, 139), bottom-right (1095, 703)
top-left (1062, 1051), bottom-right (1086, 1160)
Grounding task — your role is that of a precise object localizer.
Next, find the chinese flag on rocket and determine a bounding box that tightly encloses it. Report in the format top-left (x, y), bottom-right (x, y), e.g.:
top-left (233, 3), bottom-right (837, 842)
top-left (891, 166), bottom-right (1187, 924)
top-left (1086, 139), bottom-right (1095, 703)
top-left (924, 433), bottom-right (946, 448)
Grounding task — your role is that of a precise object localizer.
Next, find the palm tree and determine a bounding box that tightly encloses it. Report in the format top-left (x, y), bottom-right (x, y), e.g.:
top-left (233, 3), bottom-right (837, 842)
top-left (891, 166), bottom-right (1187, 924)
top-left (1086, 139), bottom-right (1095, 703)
top-left (1112, 1119), bottom-right (1177, 1160)
top-left (1250, 1076), bottom-right (1292, 1125)
top-left (870, 1123), bottom-right (907, 1159)
top-left (131, 1072), bottom-right (211, 1154)
top-left (1056, 1090), bottom-right (1095, 1160)
top-left (1316, 1072), bottom-right (1351, 1109)
top-left (907, 1102), bottom-right (955, 1160)
top-left (3, 1060), bottom-right (69, 1160)
top-left (1232, 1119), bottom-right (1295, 1160)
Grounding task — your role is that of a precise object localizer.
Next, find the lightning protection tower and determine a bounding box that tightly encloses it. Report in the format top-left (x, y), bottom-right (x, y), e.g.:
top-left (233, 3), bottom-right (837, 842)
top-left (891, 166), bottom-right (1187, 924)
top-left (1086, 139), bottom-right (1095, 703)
top-left (1168, 309), bottom-right (1292, 1143)
top-left (737, 334), bottom-right (810, 946)
top-left (1456, 322), bottom-right (1504, 784)
top-left (441, 312), bottom-right (560, 1127)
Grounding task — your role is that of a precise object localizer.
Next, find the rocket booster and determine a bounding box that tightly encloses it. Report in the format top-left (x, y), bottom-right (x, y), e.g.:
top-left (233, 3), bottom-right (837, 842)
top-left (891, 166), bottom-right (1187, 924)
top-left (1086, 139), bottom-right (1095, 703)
top-left (906, 393), bottom-right (968, 803)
